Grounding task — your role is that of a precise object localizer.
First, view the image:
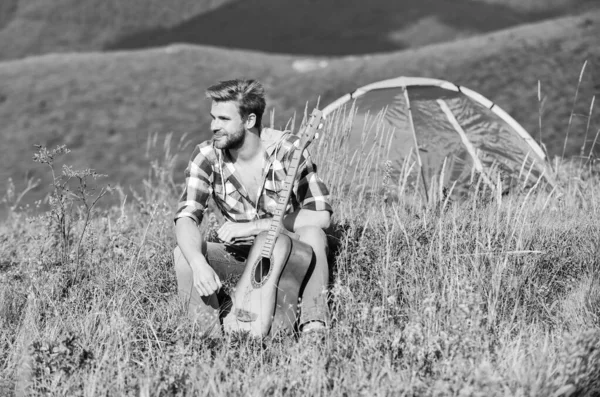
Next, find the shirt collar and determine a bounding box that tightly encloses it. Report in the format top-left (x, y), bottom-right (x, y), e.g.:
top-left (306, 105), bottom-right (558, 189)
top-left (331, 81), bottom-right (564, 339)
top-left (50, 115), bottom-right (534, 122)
top-left (215, 127), bottom-right (289, 184)
top-left (261, 127), bottom-right (289, 157)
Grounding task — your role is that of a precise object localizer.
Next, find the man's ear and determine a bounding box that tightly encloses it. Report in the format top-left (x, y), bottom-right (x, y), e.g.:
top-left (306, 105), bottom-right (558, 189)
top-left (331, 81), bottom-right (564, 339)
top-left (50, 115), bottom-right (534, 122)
top-left (245, 113), bottom-right (257, 129)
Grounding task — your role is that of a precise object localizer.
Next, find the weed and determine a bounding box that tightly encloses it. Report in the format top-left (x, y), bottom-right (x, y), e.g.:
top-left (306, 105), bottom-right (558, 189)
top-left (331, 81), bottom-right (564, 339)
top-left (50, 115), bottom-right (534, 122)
top-left (29, 334), bottom-right (94, 395)
top-left (32, 144), bottom-right (109, 275)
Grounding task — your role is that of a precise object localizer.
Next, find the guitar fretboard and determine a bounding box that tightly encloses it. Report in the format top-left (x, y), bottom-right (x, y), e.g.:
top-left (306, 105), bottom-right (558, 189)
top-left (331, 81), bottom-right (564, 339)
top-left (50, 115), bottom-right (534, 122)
top-left (258, 109), bottom-right (322, 259)
top-left (260, 144), bottom-right (304, 259)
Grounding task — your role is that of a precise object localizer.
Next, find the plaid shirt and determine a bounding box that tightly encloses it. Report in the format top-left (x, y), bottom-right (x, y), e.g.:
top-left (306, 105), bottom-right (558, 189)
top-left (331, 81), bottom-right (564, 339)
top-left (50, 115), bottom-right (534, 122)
top-left (174, 128), bottom-right (332, 225)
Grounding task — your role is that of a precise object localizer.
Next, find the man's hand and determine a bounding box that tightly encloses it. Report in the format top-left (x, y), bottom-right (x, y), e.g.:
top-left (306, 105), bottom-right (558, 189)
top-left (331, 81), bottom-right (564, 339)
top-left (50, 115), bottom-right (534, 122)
top-left (217, 221), bottom-right (256, 244)
top-left (191, 260), bottom-right (222, 296)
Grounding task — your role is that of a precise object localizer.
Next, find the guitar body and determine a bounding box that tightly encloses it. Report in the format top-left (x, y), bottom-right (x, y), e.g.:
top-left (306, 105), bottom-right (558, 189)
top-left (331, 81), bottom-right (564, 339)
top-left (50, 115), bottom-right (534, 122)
top-left (271, 235), bottom-right (314, 335)
top-left (222, 231), bottom-right (313, 337)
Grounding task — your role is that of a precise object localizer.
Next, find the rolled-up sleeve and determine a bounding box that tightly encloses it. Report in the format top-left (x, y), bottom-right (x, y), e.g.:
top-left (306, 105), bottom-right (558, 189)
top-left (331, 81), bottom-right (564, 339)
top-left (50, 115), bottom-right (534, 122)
top-left (174, 145), bottom-right (213, 224)
top-left (295, 149), bottom-right (333, 214)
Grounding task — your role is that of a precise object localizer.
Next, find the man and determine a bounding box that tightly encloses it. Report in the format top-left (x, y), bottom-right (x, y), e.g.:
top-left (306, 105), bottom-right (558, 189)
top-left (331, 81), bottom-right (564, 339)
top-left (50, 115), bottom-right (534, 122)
top-left (173, 79), bottom-right (332, 337)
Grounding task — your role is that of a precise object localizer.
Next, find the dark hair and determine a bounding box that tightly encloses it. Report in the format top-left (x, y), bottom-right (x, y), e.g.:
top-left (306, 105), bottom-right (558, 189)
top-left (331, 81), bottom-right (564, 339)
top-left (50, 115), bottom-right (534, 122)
top-left (206, 79), bottom-right (266, 127)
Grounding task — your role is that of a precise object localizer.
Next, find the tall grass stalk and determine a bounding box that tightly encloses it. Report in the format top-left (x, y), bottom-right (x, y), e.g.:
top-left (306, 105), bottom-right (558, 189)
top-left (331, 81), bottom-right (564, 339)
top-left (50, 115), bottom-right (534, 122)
top-left (580, 95), bottom-right (596, 159)
top-left (561, 61), bottom-right (587, 159)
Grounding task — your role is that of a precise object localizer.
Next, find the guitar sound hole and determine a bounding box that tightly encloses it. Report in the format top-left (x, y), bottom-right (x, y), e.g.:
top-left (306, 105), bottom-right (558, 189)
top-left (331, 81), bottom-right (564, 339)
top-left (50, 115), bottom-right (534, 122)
top-left (254, 257), bottom-right (272, 284)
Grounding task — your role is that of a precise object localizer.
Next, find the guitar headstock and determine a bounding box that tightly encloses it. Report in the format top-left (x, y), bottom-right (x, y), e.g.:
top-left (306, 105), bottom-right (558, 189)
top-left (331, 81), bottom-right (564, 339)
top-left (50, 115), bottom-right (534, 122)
top-left (298, 109), bottom-right (323, 150)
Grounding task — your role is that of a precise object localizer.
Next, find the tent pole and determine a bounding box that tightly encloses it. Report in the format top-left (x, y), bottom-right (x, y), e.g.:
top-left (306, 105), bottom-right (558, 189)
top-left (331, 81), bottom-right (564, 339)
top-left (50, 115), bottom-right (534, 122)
top-left (403, 88), bottom-right (429, 203)
top-left (436, 99), bottom-right (495, 190)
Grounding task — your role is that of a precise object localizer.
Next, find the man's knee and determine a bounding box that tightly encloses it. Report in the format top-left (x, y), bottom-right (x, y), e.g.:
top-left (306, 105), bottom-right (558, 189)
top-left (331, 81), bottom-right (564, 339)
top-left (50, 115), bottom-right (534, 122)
top-left (296, 226), bottom-right (328, 252)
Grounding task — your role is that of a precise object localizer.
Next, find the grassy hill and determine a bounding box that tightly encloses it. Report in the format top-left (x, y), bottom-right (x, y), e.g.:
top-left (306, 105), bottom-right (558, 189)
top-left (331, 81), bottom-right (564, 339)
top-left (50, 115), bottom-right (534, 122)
top-left (1, 10), bottom-right (599, 211)
top-left (0, 0), bottom-right (596, 61)
top-left (0, 0), bottom-right (235, 61)
top-left (108, 0), bottom-right (596, 56)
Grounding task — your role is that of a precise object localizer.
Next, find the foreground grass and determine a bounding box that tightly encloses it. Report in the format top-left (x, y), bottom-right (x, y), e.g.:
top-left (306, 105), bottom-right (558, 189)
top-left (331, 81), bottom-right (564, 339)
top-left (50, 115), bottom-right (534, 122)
top-left (1, 120), bottom-right (600, 396)
top-left (2, 177), bottom-right (600, 395)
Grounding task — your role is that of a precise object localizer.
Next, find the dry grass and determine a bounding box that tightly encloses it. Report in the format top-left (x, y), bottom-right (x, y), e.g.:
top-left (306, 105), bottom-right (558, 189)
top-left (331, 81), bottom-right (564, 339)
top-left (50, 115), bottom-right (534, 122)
top-left (1, 107), bottom-right (600, 395)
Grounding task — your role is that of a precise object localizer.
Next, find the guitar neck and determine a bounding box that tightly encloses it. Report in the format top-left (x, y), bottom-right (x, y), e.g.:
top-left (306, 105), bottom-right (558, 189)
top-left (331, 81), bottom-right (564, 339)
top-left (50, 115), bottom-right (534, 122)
top-left (260, 142), bottom-right (306, 259)
top-left (258, 109), bottom-right (322, 259)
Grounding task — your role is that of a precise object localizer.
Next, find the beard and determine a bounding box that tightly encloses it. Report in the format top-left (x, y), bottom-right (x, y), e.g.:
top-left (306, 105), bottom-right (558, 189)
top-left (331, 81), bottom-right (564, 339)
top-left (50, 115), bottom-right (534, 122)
top-left (213, 127), bottom-right (245, 150)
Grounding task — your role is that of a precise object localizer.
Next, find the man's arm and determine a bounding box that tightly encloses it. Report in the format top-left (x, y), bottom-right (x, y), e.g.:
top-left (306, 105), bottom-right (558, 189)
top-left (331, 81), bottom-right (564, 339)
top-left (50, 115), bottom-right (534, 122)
top-left (175, 217), bottom-right (222, 296)
top-left (174, 144), bottom-right (222, 296)
top-left (216, 218), bottom-right (270, 244)
top-left (215, 208), bottom-right (330, 243)
top-left (289, 148), bottom-right (333, 229)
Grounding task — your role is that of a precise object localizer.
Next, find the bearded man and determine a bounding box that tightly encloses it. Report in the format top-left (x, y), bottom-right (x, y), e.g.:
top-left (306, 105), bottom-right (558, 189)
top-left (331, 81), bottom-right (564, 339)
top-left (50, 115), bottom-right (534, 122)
top-left (173, 79), bottom-right (331, 337)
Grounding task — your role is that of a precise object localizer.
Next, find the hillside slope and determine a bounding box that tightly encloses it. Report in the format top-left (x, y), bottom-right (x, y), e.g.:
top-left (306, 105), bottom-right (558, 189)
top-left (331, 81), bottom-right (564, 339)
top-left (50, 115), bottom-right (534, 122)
top-left (0, 0), bottom-right (596, 61)
top-left (0, 11), bottom-right (599, 209)
top-left (0, 0), bottom-right (235, 61)
top-left (108, 0), bottom-right (596, 56)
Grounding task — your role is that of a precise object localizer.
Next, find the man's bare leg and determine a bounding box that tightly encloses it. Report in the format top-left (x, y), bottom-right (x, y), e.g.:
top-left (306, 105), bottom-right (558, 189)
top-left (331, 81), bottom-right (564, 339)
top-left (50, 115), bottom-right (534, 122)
top-left (295, 225), bottom-right (330, 331)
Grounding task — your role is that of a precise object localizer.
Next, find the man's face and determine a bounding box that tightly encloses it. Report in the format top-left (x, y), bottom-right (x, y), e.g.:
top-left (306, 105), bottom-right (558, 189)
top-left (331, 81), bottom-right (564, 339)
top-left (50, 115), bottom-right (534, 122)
top-left (210, 101), bottom-right (246, 150)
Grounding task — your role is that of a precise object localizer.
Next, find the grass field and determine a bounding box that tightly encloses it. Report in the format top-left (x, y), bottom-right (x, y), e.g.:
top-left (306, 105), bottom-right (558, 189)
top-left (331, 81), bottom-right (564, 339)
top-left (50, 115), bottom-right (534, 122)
top-left (1, 109), bottom-right (600, 396)
top-left (1, 10), bottom-right (599, 215)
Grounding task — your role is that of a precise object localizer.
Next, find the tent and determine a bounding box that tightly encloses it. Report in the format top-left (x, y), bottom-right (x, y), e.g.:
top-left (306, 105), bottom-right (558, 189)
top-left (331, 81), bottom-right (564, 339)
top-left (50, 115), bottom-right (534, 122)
top-left (321, 77), bottom-right (556, 201)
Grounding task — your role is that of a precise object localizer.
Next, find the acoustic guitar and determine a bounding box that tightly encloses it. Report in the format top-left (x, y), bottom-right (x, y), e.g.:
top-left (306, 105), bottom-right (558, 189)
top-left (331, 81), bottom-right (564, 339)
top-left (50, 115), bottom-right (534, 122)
top-left (222, 109), bottom-right (324, 338)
